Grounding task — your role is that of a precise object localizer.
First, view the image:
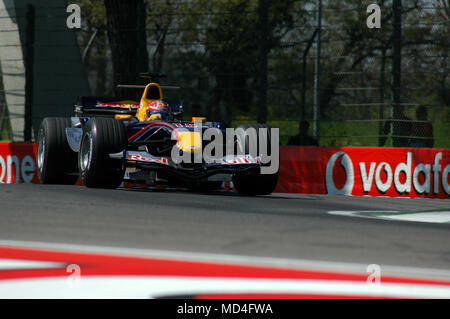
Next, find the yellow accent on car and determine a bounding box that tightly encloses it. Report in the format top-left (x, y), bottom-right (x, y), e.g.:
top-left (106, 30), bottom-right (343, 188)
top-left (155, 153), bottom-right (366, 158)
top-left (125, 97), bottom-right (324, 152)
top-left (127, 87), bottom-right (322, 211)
top-left (191, 117), bottom-right (207, 123)
top-left (136, 83), bottom-right (164, 122)
top-left (148, 113), bottom-right (162, 121)
top-left (177, 131), bottom-right (202, 153)
top-left (114, 114), bottom-right (133, 121)
top-left (119, 100), bottom-right (140, 109)
top-left (136, 106), bottom-right (147, 122)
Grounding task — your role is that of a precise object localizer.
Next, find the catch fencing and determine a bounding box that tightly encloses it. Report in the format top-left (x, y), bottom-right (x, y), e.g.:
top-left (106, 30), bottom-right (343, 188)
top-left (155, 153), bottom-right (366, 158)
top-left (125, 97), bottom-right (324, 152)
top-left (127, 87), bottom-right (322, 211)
top-left (0, 0), bottom-right (449, 148)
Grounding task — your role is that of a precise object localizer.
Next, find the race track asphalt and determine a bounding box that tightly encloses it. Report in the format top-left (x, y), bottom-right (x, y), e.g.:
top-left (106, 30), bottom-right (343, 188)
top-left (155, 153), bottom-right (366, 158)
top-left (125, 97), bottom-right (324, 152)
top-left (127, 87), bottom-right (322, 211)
top-left (0, 184), bottom-right (449, 277)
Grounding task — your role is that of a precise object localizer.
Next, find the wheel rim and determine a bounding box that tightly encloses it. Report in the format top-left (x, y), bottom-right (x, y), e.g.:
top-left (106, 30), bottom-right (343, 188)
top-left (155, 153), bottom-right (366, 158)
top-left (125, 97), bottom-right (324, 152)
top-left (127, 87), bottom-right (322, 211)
top-left (79, 133), bottom-right (93, 172)
top-left (37, 129), bottom-right (45, 173)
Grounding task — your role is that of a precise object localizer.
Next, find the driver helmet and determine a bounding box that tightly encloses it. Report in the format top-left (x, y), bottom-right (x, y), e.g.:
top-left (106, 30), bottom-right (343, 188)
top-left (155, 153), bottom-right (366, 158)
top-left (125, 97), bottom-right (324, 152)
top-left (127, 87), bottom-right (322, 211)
top-left (145, 100), bottom-right (171, 121)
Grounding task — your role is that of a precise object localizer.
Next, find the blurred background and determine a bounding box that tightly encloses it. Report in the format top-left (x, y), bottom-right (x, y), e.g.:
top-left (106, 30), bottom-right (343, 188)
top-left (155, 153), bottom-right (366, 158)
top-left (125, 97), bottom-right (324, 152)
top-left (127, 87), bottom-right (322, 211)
top-left (0, 0), bottom-right (449, 147)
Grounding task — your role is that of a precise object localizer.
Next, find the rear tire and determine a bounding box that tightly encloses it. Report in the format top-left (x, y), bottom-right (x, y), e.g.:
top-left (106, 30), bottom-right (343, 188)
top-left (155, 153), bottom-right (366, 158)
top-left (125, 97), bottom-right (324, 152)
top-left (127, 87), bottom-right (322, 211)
top-left (37, 117), bottom-right (78, 184)
top-left (78, 118), bottom-right (127, 188)
top-left (232, 124), bottom-right (279, 196)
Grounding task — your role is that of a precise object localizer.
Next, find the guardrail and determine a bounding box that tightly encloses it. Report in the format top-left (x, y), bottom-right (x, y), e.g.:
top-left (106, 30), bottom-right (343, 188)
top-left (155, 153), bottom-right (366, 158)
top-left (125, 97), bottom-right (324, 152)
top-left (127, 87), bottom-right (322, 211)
top-left (275, 146), bottom-right (450, 199)
top-left (1, 143), bottom-right (448, 199)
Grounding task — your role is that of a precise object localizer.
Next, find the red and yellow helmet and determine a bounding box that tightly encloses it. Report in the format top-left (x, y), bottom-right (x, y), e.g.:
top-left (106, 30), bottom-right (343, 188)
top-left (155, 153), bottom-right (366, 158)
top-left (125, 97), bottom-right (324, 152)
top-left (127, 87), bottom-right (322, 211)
top-left (144, 100), bottom-right (171, 121)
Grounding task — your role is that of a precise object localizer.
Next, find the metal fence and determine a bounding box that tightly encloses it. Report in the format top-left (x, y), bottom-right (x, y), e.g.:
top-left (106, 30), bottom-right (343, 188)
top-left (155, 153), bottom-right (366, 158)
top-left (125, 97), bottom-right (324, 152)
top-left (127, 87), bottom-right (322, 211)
top-left (0, 0), bottom-right (449, 148)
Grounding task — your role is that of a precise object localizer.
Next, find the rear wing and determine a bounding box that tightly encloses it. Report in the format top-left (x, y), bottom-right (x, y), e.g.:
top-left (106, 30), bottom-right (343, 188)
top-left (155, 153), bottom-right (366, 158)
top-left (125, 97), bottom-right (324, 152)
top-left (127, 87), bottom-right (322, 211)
top-left (74, 96), bottom-right (139, 117)
top-left (116, 84), bottom-right (181, 90)
top-left (74, 96), bottom-right (183, 117)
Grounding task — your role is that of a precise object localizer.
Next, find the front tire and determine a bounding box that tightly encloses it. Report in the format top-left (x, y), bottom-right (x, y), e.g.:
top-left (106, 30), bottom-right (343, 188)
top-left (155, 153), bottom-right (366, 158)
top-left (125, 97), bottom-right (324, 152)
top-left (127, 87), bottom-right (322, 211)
top-left (37, 117), bottom-right (78, 184)
top-left (78, 118), bottom-right (127, 188)
top-left (232, 124), bottom-right (279, 196)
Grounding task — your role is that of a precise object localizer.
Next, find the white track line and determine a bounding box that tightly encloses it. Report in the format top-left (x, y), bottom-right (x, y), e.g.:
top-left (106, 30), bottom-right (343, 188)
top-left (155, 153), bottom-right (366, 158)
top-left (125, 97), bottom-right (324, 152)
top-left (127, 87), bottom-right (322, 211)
top-left (1, 276), bottom-right (450, 299)
top-left (329, 210), bottom-right (450, 224)
top-left (382, 212), bottom-right (450, 223)
top-left (0, 259), bottom-right (64, 271)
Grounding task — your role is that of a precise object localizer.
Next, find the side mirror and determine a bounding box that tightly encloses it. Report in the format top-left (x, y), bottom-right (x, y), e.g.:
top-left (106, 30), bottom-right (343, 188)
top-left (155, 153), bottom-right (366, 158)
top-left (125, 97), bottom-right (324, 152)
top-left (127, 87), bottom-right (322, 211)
top-left (165, 99), bottom-right (183, 116)
top-left (172, 106), bottom-right (183, 116)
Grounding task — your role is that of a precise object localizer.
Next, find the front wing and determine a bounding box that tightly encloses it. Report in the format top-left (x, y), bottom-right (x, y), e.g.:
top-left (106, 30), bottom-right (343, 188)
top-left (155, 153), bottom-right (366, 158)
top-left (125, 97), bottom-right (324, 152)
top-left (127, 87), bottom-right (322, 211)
top-left (110, 150), bottom-right (261, 182)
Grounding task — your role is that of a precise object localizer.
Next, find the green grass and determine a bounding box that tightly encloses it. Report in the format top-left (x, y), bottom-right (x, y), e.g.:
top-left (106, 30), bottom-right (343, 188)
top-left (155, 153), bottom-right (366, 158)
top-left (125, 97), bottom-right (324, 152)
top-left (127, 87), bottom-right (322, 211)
top-left (0, 117), bottom-right (12, 141)
top-left (231, 118), bottom-right (450, 148)
top-left (434, 122), bottom-right (450, 149)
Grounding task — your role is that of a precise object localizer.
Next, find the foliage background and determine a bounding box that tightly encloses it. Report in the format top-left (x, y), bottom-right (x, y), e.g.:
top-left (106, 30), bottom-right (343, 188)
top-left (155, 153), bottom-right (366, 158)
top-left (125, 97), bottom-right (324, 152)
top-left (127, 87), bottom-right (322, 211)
top-left (75, 0), bottom-right (449, 147)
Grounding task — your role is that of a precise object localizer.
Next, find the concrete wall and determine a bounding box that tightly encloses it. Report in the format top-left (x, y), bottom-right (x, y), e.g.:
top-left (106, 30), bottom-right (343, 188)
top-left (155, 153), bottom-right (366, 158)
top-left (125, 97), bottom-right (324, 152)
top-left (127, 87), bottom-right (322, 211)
top-left (0, 0), bottom-right (26, 141)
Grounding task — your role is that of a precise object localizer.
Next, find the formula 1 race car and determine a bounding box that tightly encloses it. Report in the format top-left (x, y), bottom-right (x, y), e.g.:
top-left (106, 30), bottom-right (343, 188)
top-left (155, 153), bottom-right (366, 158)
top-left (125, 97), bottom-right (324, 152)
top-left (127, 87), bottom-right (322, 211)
top-left (36, 73), bottom-right (279, 195)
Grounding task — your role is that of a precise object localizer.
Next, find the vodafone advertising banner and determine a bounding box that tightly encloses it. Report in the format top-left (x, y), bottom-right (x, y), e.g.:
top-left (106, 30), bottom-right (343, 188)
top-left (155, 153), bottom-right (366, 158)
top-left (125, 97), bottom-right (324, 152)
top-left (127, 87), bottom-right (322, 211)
top-left (1, 143), bottom-right (449, 199)
top-left (275, 146), bottom-right (450, 199)
top-left (0, 143), bottom-right (39, 184)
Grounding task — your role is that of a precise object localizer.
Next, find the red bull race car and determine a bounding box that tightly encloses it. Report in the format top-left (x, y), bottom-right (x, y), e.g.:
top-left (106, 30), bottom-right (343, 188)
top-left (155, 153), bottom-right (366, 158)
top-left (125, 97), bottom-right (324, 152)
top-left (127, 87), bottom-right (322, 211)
top-left (37, 73), bottom-right (279, 195)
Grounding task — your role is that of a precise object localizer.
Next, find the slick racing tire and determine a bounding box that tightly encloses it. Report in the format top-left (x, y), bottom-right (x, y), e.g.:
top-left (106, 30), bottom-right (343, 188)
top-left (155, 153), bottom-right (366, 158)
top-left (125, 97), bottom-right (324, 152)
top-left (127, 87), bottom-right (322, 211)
top-left (37, 117), bottom-right (79, 184)
top-left (232, 124), bottom-right (279, 196)
top-left (78, 117), bottom-right (127, 189)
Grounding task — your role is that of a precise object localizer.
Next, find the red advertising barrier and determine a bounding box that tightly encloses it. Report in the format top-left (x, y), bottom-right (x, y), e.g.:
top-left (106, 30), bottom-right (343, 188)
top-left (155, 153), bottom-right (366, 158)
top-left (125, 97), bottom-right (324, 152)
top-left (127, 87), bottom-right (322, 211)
top-left (275, 146), bottom-right (450, 199)
top-left (1, 143), bottom-right (449, 199)
top-left (0, 143), bottom-right (39, 184)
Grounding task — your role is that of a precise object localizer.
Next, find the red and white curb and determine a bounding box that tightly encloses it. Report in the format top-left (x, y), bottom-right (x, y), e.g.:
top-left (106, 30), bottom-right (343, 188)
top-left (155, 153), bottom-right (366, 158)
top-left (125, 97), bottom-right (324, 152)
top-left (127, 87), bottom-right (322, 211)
top-left (0, 241), bottom-right (449, 299)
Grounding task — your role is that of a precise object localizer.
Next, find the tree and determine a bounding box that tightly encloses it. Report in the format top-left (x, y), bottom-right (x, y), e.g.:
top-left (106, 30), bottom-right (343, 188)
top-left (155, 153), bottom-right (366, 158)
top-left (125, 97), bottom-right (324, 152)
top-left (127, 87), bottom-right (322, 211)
top-left (79, 0), bottom-right (109, 96)
top-left (104, 0), bottom-right (148, 98)
top-left (179, 0), bottom-right (296, 124)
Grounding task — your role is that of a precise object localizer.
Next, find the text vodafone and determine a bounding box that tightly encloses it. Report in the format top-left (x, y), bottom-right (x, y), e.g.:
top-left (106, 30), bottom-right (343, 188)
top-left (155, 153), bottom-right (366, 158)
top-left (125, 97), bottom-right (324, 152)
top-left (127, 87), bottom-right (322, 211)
top-left (326, 151), bottom-right (449, 196)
